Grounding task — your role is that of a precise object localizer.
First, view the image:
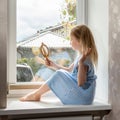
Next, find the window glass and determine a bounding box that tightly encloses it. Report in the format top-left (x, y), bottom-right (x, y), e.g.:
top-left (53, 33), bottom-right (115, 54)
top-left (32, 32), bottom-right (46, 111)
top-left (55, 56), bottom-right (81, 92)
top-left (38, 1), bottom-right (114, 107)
top-left (17, 0), bottom-right (77, 82)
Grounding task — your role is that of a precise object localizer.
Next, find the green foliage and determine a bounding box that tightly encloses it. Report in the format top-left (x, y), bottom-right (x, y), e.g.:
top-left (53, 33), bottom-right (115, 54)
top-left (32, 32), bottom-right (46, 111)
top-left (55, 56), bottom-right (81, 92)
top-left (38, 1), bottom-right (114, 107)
top-left (61, 0), bottom-right (76, 22)
top-left (62, 10), bottom-right (67, 15)
top-left (60, 0), bottom-right (76, 40)
top-left (17, 57), bottom-right (41, 75)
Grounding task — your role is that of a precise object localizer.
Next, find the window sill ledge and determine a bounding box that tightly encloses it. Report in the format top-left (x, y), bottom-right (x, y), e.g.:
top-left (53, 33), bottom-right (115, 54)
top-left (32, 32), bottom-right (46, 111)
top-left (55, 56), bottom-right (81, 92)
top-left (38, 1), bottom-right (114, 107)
top-left (0, 96), bottom-right (111, 119)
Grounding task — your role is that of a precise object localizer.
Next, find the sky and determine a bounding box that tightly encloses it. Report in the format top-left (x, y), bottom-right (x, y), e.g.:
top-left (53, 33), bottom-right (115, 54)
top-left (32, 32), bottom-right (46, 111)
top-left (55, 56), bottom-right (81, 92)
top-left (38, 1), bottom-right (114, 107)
top-left (17, 0), bottom-right (65, 42)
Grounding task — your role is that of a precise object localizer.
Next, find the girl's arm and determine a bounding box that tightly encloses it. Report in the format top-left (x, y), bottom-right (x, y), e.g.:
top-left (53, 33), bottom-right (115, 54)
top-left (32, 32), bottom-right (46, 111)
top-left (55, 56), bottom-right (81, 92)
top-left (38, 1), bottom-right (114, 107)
top-left (55, 62), bottom-right (74, 72)
top-left (35, 56), bottom-right (74, 72)
top-left (77, 48), bottom-right (91, 86)
top-left (45, 58), bottom-right (74, 72)
top-left (77, 61), bottom-right (88, 86)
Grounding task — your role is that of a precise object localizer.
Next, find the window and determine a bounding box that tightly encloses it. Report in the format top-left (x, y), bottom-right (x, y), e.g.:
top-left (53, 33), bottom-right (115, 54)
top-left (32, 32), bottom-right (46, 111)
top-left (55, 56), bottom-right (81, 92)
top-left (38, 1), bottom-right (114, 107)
top-left (16, 0), bottom-right (77, 83)
top-left (8, 0), bottom-right (88, 90)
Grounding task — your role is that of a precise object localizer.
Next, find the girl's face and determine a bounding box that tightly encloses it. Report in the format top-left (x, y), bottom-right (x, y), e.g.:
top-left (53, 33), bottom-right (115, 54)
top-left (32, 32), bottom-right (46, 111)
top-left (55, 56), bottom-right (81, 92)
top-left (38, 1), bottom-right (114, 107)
top-left (70, 35), bottom-right (82, 53)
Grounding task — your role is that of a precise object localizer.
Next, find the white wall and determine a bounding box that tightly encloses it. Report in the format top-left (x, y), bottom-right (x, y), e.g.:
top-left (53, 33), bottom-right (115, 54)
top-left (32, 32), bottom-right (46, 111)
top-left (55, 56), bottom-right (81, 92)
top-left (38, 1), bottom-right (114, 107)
top-left (88, 0), bottom-right (109, 102)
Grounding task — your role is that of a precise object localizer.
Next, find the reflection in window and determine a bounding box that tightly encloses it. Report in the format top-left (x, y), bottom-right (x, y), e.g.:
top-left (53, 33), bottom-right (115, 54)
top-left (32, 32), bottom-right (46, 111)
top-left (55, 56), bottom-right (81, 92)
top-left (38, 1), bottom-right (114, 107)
top-left (17, 0), bottom-right (77, 82)
top-left (17, 64), bottom-right (34, 82)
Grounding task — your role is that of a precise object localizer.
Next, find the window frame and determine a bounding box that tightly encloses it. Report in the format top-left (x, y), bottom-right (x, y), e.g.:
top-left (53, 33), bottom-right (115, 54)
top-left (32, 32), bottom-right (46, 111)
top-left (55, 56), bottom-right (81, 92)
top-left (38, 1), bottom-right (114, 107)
top-left (0, 0), bottom-right (8, 108)
top-left (8, 0), bottom-right (88, 91)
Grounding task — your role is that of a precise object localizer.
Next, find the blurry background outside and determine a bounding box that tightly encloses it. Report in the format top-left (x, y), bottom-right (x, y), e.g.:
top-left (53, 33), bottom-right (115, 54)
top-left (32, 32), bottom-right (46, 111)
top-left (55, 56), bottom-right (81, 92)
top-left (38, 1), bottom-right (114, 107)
top-left (16, 0), bottom-right (77, 82)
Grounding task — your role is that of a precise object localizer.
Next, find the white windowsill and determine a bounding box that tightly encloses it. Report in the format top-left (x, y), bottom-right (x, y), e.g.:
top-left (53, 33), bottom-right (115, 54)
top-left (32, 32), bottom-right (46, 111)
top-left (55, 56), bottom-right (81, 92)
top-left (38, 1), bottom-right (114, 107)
top-left (0, 91), bottom-right (111, 116)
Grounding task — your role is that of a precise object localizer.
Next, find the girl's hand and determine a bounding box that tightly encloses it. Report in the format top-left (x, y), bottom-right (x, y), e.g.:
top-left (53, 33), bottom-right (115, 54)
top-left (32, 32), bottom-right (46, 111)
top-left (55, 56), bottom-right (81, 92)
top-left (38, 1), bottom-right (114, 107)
top-left (79, 48), bottom-right (91, 63)
top-left (45, 58), bottom-right (58, 70)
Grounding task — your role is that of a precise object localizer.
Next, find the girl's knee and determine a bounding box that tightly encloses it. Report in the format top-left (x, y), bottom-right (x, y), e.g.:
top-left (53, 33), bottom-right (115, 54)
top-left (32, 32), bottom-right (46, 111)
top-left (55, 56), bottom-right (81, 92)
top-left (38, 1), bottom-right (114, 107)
top-left (55, 69), bottom-right (64, 75)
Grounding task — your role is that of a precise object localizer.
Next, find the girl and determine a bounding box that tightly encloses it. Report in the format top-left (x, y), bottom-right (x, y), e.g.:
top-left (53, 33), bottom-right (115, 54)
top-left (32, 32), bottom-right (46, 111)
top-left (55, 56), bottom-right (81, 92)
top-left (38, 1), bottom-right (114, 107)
top-left (20, 25), bottom-right (98, 105)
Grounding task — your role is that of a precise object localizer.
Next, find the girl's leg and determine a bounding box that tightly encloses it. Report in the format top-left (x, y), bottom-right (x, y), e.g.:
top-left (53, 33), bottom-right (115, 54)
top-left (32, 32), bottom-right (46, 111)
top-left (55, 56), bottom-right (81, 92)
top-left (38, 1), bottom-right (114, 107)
top-left (20, 83), bottom-right (50, 101)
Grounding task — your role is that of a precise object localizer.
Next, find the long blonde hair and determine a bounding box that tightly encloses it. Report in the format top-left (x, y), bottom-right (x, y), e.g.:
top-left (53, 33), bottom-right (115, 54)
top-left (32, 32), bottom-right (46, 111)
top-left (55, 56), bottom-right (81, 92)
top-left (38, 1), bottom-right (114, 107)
top-left (70, 25), bottom-right (98, 67)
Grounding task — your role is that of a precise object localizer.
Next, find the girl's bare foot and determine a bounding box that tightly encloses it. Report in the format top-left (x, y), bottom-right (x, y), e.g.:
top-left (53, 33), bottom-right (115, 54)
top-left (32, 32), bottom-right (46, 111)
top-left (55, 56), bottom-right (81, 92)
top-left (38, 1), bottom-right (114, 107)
top-left (19, 92), bottom-right (41, 102)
